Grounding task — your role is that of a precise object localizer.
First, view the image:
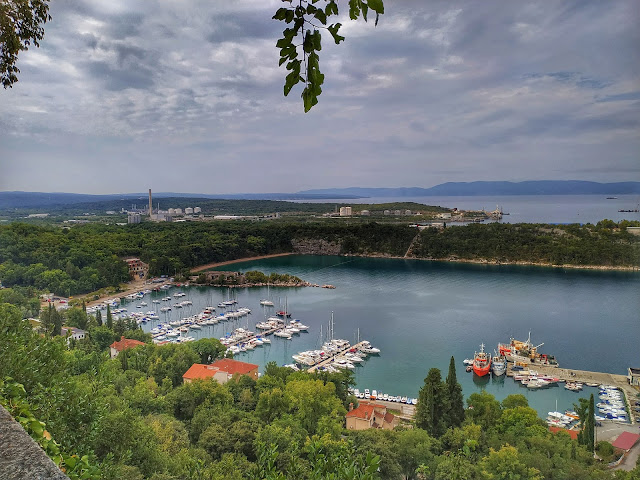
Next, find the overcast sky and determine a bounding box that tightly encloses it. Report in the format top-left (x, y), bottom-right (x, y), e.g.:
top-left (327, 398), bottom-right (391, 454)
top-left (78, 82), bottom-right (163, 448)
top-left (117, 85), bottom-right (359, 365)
top-left (1, 0), bottom-right (638, 194)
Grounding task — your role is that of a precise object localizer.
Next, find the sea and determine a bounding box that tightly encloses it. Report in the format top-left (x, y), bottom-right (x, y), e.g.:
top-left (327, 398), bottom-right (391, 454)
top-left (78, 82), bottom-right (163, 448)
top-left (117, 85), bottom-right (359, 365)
top-left (129, 195), bottom-right (640, 421)
top-left (135, 254), bottom-right (640, 421)
top-left (294, 194), bottom-right (640, 225)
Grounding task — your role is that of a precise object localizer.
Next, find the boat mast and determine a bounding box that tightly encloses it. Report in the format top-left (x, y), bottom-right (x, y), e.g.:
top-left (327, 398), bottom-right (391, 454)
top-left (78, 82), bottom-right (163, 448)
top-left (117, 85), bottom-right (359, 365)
top-left (331, 311), bottom-right (334, 341)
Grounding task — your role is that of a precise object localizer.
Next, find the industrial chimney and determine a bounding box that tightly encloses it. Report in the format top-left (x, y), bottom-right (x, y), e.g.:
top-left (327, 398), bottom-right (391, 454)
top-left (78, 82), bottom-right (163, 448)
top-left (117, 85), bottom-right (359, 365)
top-left (148, 189), bottom-right (153, 217)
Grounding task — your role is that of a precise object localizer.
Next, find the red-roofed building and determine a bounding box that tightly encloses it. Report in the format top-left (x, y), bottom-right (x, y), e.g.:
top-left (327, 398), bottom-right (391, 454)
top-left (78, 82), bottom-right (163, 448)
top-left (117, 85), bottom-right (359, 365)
top-left (549, 426), bottom-right (580, 440)
top-left (612, 432), bottom-right (640, 451)
top-left (182, 358), bottom-right (259, 385)
top-left (345, 400), bottom-right (397, 431)
top-left (109, 336), bottom-right (146, 358)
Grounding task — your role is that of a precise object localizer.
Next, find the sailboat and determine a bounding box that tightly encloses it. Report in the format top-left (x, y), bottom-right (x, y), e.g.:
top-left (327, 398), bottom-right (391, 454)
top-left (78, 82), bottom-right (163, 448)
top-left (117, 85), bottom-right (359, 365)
top-left (260, 283), bottom-right (274, 307)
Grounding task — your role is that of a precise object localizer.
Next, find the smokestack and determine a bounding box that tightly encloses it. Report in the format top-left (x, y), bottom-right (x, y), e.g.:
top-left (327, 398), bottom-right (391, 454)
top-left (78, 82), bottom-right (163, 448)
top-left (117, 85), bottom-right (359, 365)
top-left (148, 189), bottom-right (152, 216)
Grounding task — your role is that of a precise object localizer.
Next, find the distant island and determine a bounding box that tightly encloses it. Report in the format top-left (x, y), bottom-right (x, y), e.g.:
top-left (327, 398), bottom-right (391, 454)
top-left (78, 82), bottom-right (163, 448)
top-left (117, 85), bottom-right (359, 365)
top-left (2, 180), bottom-right (639, 209)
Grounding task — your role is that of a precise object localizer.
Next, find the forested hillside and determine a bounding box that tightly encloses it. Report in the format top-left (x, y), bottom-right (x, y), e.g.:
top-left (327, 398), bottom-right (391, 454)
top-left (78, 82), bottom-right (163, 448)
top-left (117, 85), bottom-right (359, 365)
top-left (0, 221), bottom-right (637, 296)
top-left (413, 221), bottom-right (640, 267)
top-left (2, 298), bottom-right (638, 479)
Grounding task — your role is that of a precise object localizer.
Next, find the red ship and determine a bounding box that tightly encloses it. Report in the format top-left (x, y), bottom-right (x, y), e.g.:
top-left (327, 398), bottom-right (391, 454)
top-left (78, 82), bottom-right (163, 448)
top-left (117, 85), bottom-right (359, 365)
top-left (473, 343), bottom-right (492, 377)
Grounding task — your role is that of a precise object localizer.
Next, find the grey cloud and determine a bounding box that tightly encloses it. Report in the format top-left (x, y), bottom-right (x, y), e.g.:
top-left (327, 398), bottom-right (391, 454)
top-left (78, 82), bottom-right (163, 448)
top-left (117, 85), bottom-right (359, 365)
top-left (207, 12), bottom-right (281, 44)
top-left (85, 60), bottom-right (155, 91)
top-left (1, 0), bottom-right (638, 194)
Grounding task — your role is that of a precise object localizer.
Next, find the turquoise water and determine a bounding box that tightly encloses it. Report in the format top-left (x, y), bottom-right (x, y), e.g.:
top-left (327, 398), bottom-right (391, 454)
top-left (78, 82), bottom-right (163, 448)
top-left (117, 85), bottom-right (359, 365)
top-left (136, 255), bottom-right (640, 419)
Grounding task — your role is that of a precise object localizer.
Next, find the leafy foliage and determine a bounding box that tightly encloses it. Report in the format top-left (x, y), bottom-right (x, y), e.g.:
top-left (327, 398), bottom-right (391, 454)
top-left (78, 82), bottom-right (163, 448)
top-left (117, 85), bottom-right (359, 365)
top-left (0, 0), bottom-right (51, 88)
top-left (0, 288), bottom-right (634, 479)
top-left (413, 221), bottom-right (640, 267)
top-left (273, 0), bottom-right (384, 112)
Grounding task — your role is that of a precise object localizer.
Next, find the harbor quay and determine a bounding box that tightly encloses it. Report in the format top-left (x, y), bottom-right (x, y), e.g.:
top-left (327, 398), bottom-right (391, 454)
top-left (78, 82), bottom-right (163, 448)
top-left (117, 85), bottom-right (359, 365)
top-left (506, 363), bottom-right (638, 425)
top-left (307, 341), bottom-right (370, 373)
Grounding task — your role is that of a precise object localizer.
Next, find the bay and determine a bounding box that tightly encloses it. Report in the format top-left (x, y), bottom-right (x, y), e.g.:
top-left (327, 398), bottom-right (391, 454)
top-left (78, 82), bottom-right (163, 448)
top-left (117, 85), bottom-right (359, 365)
top-left (293, 194), bottom-right (640, 225)
top-left (138, 255), bottom-right (640, 420)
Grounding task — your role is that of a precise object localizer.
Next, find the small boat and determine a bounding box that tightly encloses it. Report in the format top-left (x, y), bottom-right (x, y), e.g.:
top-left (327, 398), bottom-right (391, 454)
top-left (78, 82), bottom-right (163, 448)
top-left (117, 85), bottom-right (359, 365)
top-left (472, 344), bottom-right (492, 377)
top-left (491, 355), bottom-right (507, 376)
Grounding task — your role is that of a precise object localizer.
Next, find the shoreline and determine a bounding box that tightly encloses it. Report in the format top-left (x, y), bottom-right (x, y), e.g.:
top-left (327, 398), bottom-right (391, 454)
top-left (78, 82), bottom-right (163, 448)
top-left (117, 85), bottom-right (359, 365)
top-left (190, 253), bottom-right (294, 272)
top-left (189, 252), bottom-right (638, 273)
top-left (77, 251), bottom-right (637, 308)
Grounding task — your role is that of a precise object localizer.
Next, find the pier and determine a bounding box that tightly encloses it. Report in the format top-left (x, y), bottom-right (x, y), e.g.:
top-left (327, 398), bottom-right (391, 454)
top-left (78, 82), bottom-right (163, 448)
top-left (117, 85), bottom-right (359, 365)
top-left (307, 341), bottom-right (369, 373)
top-left (226, 326), bottom-right (281, 347)
top-left (507, 363), bottom-right (637, 424)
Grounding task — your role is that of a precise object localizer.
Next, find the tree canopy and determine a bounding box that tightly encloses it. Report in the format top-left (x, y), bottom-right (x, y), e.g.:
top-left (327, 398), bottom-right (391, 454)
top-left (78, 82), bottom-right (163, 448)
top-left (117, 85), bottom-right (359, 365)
top-left (0, 0), bottom-right (51, 88)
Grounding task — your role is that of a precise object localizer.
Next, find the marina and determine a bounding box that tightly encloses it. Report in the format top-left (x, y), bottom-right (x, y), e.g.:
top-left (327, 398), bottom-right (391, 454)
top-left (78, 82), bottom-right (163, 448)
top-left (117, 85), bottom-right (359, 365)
top-left (116, 254), bottom-right (640, 423)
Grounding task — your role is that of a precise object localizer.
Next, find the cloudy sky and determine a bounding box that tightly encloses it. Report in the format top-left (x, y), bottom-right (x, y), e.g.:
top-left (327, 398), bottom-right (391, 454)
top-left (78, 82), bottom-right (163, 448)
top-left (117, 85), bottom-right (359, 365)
top-left (1, 0), bottom-right (638, 194)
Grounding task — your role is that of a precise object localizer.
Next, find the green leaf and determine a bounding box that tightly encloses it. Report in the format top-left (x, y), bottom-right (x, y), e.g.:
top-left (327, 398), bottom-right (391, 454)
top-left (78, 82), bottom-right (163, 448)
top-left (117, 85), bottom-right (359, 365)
top-left (349, 0), bottom-right (361, 20)
top-left (302, 88), bottom-right (319, 113)
top-left (285, 10), bottom-right (295, 23)
top-left (314, 9), bottom-right (327, 25)
top-left (276, 38), bottom-right (291, 49)
top-left (312, 30), bottom-right (322, 51)
top-left (279, 57), bottom-right (287, 66)
top-left (327, 24), bottom-right (345, 44)
top-left (325, 1), bottom-right (339, 16)
top-left (367, 0), bottom-right (384, 14)
top-left (273, 8), bottom-right (289, 20)
top-left (361, 3), bottom-right (368, 21)
top-left (303, 30), bottom-right (313, 53)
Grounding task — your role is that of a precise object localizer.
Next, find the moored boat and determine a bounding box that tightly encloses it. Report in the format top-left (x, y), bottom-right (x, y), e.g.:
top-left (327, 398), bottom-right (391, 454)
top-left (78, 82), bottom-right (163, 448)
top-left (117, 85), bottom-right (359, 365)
top-left (491, 355), bottom-right (506, 376)
top-left (473, 344), bottom-right (491, 377)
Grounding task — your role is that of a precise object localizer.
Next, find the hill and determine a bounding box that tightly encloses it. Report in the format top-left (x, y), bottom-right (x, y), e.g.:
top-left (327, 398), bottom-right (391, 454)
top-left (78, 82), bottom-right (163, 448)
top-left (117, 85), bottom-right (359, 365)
top-left (298, 181), bottom-right (640, 197)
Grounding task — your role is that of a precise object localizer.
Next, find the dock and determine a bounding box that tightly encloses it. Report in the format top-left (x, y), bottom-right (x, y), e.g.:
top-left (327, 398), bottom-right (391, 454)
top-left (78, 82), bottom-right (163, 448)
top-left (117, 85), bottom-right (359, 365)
top-left (226, 326), bottom-right (281, 347)
top-left (307, 341), bottom-right (368, 373)
top-left (507, 363), bottom-right (637, 424)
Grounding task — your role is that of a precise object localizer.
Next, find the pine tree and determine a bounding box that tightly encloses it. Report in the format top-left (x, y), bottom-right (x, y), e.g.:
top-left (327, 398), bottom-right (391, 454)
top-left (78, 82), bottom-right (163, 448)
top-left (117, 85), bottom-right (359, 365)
top-left (106, 305), bottom-right (113, 329)
top-left (52, 308), bottom-right (62, 336)
top-left (415, 368), bottom-right (446, 436)
top-left (96, 310), bottom-right (102, 326)
top-left (445, 356), bottom-right (465, 428)
top-left (586, 394), bottom-right (595, 453)
top-left (82, 299), bottom-right (86, 312)
top-left (40, 303), bottom-right (54, 336)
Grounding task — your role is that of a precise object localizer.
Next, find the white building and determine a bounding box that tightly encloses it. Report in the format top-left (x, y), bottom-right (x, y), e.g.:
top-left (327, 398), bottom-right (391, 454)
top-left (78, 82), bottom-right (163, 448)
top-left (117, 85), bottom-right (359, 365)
top-left (185, 207), bottom-right (194, 215)
top-left (339, 206), bottom-right (352, 216)
top-left (194, 206), bottom-right (202, 214)
top-left (128, 213), bottom-right (141, 224)
top-left (61, 327), bottom-right (86, 342)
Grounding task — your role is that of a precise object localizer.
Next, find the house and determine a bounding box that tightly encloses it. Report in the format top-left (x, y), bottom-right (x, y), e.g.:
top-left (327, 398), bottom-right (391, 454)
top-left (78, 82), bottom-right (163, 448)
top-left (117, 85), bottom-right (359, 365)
top-left (612, 432), bottom-right (640, 452)
top-left (61, 327), bottom-right (86, 342)
top-left (182, 358), bottom-right (259, 385)
top-left (200, 271), bottom-right (246, 284)
top-left (124, 258), bottom-right (149, 279)
top-left (345, 401), bottom-right (397, 431)
top-left (549, 426), bottom-right (579, 440)
top-left (109, 336), bottom-right (146, 358)
top-left (628, 367), bottom-right (640, 386)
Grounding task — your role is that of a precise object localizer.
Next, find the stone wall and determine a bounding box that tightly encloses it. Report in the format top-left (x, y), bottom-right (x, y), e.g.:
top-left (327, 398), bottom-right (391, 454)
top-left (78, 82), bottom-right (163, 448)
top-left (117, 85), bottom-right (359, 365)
top-left (291, 238), bottom-right (342, 255)
top-left (0, 405), bottom-right (69, 479)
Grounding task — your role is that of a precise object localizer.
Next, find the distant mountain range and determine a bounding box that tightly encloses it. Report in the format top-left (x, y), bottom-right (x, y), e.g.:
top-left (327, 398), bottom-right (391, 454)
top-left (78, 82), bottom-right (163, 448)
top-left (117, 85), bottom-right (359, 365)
top-left (1, 181), bottom-right (639, 209)
top-left (0, 191), bottom-right (361, 210)
top-left (298, 181), bottom-right (640, 197)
